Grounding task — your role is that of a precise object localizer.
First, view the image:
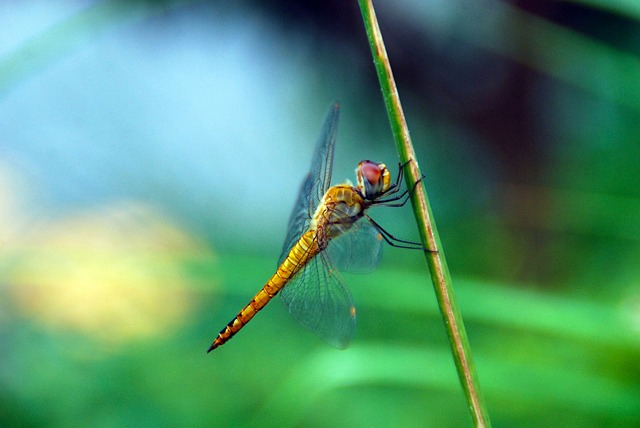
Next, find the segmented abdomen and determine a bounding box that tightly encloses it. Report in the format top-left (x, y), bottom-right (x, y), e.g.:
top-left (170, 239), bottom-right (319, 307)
top-left (208, 229), bottom-right (319, 351)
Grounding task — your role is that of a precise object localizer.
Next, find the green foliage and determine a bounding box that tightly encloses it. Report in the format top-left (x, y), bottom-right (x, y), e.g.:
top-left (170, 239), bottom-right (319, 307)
top-left (2, 253), bottom-right (638, 426)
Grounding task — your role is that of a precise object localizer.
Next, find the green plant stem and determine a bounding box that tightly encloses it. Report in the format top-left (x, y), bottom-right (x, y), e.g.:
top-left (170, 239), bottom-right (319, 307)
top-left (357, 1), bottom-right (492, 426)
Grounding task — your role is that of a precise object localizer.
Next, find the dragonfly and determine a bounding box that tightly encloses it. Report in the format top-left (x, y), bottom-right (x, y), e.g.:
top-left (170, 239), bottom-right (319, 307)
top-left (208, 102), bottom-right (422, 352)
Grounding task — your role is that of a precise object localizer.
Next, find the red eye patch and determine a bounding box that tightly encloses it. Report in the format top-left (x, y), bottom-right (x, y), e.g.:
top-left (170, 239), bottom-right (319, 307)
top-left (361, 161), bottom-right (381, 184)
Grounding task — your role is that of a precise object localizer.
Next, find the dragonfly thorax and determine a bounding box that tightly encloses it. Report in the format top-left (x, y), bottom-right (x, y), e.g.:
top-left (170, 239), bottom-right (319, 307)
top-left (356, 160), bottom-right (391, 200)
top-left (312, 184), bottom-right (366, 243)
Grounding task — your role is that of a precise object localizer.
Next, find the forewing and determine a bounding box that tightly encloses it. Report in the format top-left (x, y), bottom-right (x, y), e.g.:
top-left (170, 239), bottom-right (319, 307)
top-left (279, 251), bottom-right (356, 349)
top-left (326, 219), bottom-right (384, 274)
top-left (279, 103), bottom-right (340, 266)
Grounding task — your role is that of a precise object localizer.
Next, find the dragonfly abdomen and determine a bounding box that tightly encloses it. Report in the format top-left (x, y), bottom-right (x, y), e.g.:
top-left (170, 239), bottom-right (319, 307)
top-left (208, 229), bottom-right (320, 351)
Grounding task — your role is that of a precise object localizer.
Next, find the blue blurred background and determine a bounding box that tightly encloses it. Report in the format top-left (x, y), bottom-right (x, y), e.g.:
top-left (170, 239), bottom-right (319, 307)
top-left (1, 0), bottom-right (639, 426)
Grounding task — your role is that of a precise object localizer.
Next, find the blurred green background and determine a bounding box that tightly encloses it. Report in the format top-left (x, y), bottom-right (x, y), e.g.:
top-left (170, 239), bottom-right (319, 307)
top-left (1, 0), bottom-right (639, 427)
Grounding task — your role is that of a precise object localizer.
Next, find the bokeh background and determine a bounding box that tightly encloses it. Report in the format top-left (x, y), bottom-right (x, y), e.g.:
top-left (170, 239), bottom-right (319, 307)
top-left (1, 0), bottom-right (639, 426)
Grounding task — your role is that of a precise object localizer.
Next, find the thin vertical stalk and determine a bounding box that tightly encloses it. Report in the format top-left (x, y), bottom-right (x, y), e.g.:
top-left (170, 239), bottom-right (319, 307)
top-left (357, 1), bottom-right (491, 426)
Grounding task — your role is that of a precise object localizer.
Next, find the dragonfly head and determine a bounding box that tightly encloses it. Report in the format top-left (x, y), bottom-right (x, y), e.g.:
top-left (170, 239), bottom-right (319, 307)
top-left (356, 160), bottom-right (391, 200)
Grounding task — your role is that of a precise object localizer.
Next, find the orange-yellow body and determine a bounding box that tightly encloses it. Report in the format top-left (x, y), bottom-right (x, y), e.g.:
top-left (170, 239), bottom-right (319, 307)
top-left (209, 184), bottom-right (366, 350)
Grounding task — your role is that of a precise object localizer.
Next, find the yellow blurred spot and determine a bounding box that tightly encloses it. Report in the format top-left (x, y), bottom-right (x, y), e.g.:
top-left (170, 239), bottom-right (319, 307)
top-left (6, 201), bottom-right (215, 348)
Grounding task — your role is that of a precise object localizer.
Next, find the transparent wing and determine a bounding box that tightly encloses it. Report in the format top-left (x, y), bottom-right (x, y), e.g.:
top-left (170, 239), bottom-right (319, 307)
top-left (326, 219), bottom-right (384, 274)
top-left (279, 251), bottom-right (356, 349)
top-left (279, 103), bottom-right (340, 266)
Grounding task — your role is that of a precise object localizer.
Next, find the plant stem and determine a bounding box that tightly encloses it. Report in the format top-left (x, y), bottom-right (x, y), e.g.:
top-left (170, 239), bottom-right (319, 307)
top-left (357, 1), bottom-right (492, 426)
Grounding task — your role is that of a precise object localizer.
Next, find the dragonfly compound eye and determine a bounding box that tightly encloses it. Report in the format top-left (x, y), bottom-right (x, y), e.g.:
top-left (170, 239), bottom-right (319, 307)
top-left (357, 160), bottom-right (387, 199)
top-left (362, 161), bottom-right (381, 185)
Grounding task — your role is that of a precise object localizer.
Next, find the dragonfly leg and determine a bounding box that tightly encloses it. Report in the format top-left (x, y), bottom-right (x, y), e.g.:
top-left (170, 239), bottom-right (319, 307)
top-left (373, 173), bottom-right (424, 207)
top-left (375, 159), bottom-right (419, 201)
top-left (382, 162), bottom-right (406, 196)
top-left (364, 213), bottom-right (428, 251)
